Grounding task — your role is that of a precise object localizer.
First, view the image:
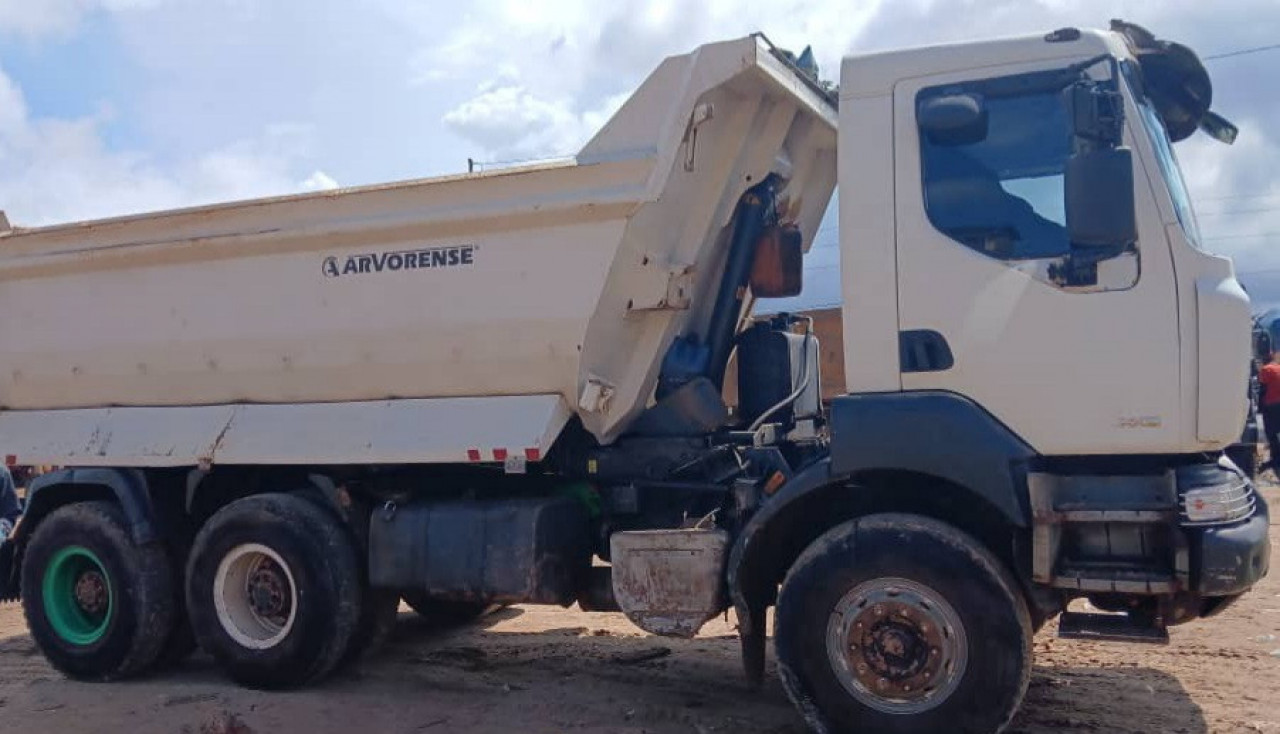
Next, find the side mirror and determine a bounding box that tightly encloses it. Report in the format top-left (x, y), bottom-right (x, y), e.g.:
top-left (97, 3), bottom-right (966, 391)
top-left (919, 93), bottom-right (988, 146)
top-left (1065, 147), bottom-right (1137, 248)
top-left (1199, 111), bottom-right (1239, 145)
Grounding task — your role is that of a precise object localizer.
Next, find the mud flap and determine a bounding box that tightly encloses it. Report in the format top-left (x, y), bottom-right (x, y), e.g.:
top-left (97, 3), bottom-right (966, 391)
top-left (611, 529), bottom-right (729, 638)
top-left (738, 600), bottom-right (768, 689)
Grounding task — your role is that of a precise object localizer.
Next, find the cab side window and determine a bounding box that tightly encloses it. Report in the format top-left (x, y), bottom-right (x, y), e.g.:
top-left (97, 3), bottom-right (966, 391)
top-left (918, 85), bottom-right (1071, 261)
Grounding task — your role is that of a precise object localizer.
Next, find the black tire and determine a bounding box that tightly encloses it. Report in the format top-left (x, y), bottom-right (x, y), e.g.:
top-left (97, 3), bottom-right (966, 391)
top-left (340, 588), bottom-right (400, 668)
top-left (20, 501), bottom-right (175, 681)
top-left (156, 615), bottom-right (199, 668)
top-left (775, 514), bottom-right (1032, 734)
top-left (155, 536), bottom-right (199, 669)
top-left (185, 493), bottom-right (361, 689)
top-left (401, 591), bottom-right (494, 628)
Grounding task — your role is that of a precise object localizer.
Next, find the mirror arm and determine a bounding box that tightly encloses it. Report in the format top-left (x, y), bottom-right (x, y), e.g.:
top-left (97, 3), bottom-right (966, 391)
top-left (1049, 242), bottom-right (1134, 288)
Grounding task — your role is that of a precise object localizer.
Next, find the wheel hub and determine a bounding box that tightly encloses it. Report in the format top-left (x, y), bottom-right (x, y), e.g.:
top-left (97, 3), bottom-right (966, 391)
top-left (826, 578), bottom-right (968, 715)
top-left (73, 570), bottom-right (110, 617)
top-left (213, 543), bottom-right (299, 650)
top-left (850, 602), bottom-right (944, 695)
top-left (247, 560), bottom-right (291, 625)
top-left (41, 545), bottom-right (114, 646)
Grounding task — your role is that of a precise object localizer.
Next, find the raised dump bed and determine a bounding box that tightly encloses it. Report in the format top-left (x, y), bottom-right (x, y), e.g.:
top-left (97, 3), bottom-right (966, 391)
top-left (0, 36), bottom-right (836, 465)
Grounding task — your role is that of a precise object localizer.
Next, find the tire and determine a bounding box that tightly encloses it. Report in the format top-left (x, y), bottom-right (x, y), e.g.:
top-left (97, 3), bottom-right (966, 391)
top-left (775, 514), bottom-right (1032, 734)
top-left (401, 591), bottom-right (494, 628)
top-left (340, 588), bottom-right (400, 668)
top-left (20, 501), bottom-right (175, 681)
top-left (156, 615), bottom-right (199, 668)
top-left (155, 536), bottom-right (199, 669)
top-left (185, 493), bottom-right (361, 689)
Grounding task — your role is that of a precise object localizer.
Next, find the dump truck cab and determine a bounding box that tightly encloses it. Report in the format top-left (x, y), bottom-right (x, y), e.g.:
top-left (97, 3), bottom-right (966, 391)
top-left (839, 22), bottom-right (1249, 453)
top-left (727, 21), bottom-right (1268, 732)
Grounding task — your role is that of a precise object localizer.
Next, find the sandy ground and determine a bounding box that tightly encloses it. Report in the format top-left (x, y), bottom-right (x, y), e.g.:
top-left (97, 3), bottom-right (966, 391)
top-left (0, 487), bottom-right (1277, 734)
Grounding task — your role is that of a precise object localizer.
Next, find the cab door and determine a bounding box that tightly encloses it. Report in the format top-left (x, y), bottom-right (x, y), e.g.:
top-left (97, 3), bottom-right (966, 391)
top-left (891, 63), bottom-right (1182, 455)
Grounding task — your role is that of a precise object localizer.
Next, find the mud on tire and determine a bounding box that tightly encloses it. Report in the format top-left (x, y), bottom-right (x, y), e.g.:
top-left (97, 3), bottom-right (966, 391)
top-left (775, 513), bottom-right (1032, 734)
top-left (185, 493), bottom-right (361, 689)
top-left (20, 501), bottom-right (175, 681)
top-left (340, 588), bottom-right (400, 669)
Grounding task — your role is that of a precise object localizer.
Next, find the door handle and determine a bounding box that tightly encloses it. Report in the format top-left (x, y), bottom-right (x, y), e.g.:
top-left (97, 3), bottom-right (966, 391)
top-left (899, 330), bottom-right (954, 373)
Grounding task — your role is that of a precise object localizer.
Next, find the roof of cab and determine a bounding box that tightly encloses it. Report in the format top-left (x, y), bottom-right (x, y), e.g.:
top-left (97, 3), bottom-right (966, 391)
top-left (840, 28), bottom-right (1123, 99)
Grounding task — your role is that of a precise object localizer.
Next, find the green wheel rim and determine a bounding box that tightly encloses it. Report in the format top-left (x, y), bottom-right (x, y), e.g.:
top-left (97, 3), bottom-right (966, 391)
top-left (41, 546), bottom-right (113, 645)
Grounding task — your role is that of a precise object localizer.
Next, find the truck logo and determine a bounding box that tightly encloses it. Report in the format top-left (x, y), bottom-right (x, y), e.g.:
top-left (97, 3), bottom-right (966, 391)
top-left (1117, 415), bottom-right (1162, 429)
top-left (323, 245), bottom-right (475, 278)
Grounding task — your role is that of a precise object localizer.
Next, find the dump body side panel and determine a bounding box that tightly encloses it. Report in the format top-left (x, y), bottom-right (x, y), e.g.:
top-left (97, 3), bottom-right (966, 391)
top-left (0, 396), bottom-right (571, 467)
top-left (0, 37), bottom-right (837, 461)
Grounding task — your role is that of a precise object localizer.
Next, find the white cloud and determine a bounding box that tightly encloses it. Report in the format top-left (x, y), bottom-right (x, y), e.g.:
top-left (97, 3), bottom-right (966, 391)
top-left (0, 65), bottom-right (337, 226)
top-left (442, 79), bottom-right (626, 160)
top-left (0, 64), bottom-right (27, 135)
top-left (0, 0), bottom-right (160, 38)
top-left (427, 0), bottom-right (881, 161)
top-left (300, 170), bottom-right (340, 192)
top-left (1180, 118), bottom-right (1280, 268)
top-left (443, 84), bottom-right (577, 158)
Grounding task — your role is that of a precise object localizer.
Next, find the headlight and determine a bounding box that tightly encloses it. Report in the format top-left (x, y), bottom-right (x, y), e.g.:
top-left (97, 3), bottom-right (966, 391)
top-left (1180, 479), bottom-right (1256, 525)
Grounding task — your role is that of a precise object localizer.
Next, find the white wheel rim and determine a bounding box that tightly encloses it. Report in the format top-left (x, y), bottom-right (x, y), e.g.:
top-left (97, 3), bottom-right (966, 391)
top-left (213, 543), bottom-right (298, 650)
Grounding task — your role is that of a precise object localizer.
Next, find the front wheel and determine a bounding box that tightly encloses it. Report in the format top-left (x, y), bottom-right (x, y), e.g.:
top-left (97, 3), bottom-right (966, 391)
top-left (775, 514), bottom-right (1032, 734)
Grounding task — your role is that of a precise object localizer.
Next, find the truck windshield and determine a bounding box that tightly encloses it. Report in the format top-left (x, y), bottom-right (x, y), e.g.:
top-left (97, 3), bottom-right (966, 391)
top-left (1122, 61), bottom-right (1203, 249)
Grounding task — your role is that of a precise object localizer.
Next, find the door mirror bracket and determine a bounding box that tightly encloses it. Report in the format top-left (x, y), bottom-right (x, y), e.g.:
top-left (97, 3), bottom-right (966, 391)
top-left (1061, 76), bottom-right (1138, 281)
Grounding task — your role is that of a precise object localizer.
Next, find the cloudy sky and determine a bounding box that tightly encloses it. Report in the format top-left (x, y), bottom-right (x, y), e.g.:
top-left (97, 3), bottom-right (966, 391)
top-left (1, 0), bottom-right (1278, 308)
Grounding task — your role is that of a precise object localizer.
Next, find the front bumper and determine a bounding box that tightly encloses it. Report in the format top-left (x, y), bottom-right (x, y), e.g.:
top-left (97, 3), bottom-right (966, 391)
top-left (1187, 489), bottom-right (1270, 597)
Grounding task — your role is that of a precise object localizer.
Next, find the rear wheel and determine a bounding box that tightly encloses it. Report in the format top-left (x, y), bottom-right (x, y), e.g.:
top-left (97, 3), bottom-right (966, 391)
top-left (401, 591), bottom-right (495, 628)
top-left (340, 588), bottom-right (400, 668)
top-left (186, 494), bottom-right (361, 689)
top-left (20, 502), bottom-right (175, 680)
top-left (775, 514), bottom-right (1032, 734)
top-left (156, 537), bottom-right (199, 669)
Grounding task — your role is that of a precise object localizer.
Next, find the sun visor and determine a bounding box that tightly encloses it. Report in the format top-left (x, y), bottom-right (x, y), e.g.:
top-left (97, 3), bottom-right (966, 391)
top-left (1111, 19), bottom-right (1238, 145)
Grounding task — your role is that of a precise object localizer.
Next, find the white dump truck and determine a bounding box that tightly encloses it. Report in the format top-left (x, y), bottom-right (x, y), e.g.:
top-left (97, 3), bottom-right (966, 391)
top-left (0, 20), bottom-right (1269, 734)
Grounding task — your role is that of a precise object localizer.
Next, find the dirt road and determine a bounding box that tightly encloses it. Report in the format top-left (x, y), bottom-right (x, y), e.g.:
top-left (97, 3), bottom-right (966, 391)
top-left (1, 487), bottom-right (1277, 734)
